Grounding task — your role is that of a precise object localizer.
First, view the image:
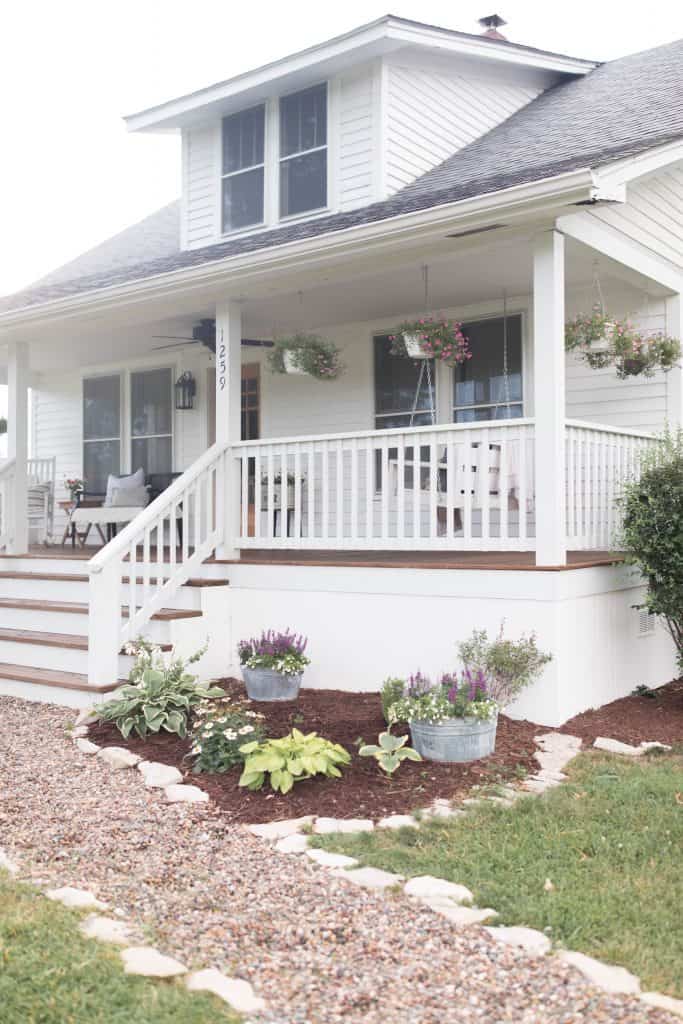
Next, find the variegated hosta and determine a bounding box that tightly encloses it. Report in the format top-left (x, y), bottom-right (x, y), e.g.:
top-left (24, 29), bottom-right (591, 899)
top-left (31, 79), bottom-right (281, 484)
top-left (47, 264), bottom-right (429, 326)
top-left (238, 729), bottom-right (351, 794)
top-left (358, 731), bottom-right (422, 774)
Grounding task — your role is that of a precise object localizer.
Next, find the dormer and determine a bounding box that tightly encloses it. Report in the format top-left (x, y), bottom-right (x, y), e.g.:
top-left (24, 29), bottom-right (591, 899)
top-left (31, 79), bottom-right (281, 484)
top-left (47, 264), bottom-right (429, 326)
top-left (125, 15), bottom-right (595, 251)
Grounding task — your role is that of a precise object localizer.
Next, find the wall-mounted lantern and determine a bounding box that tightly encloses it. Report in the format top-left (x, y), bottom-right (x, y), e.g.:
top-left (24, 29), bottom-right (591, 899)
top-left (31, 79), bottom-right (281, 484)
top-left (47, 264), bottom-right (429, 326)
top-left (175, 371), bottom-right (196, 410)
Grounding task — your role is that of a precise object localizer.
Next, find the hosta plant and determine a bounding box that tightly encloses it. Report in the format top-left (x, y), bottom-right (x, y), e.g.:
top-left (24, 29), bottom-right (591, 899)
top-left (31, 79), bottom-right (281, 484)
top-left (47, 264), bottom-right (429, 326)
top-left (190, 697), bottom-right (265, 773)
top-left (96, 640), bottom-right (223, 739)
top-left (238, 729), bottom-right (351, 794)
top-left (359, 731), bottom-right (422, 774)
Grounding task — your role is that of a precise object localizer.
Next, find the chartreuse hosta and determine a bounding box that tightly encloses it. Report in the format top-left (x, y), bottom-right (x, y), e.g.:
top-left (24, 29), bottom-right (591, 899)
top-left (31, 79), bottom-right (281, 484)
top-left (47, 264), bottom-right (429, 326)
top-left (358, 731), bottom-right (422, 774)
top-left (238, 729), bottom-right (351, 794)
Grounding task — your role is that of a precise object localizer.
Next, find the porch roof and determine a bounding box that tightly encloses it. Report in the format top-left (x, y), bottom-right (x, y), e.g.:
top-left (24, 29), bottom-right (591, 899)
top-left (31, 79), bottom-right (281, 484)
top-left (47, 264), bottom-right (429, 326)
top-left (1, 37), bottom-right (681, 320)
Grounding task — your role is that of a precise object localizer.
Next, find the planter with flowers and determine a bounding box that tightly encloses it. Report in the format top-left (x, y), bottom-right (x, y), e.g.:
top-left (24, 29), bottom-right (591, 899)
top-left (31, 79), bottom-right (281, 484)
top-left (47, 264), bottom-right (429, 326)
top-left (65, 477), bottom-right (85, 501)
top-left (268, 333), bottom-right (344, 380)
top-left (389, 316), bottom-right (471, 367)
top-left (238, 629), bottom-right (310, 702)
top-left (565, 308), bottom-right (680, 378)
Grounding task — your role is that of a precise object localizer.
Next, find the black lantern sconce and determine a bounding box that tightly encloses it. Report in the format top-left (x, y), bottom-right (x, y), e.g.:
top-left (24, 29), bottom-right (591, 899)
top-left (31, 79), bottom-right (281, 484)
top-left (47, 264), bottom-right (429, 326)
top-left (175, 371), bottom-right (196, 410)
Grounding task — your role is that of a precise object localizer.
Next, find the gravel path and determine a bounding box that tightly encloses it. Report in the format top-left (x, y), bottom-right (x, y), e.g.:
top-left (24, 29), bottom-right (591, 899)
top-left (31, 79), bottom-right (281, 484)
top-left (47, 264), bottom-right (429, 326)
top-left (0, 696), bottom-right (675, 1024)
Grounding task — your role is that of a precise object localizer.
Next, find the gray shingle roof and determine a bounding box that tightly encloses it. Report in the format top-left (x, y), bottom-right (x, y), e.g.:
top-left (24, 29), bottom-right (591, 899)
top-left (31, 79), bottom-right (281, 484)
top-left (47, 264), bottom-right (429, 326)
top-left (2, 38), bottom-right (681, 317)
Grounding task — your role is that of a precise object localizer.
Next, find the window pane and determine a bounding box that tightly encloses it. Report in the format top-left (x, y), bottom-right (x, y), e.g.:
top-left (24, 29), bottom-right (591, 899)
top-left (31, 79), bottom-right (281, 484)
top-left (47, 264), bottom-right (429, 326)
top-left (280, 84), bottom-right (327, 157)
top-left (454, 316), bottom-right (522, 418)
top-left (455, 404), bottom-right (523, 423)
top-left (83, 376), bottom-right (120, 440)
top-left (374, 336), bottom-right (435, 420)
top-left (132, 437), bottom-right (172, 478)
top-left (280, 150), bottom-right (326, 217)
top-left (131, 369), bottom-right (172, 439)
top-left (222, 167), bottom-right (264, 231)
top-left (222, 105), bottom-right (264, 173)
top-left (84, 440), bottom-right (120, 495)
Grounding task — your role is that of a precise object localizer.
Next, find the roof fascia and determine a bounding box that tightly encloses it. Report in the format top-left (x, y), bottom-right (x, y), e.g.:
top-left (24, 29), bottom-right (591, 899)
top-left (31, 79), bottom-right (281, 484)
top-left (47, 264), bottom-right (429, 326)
top-left (593, 139), bottom-right (683, 191)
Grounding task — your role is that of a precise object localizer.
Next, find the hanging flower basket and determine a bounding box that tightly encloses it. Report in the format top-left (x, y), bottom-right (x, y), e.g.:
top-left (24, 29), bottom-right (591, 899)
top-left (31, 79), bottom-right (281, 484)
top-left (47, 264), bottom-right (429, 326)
top-left (389, 316), bottom-right (471, 367)
top-left (565, 307), bottom-right (681, 378)
top-left (268, 333), bottom-right (344, 380)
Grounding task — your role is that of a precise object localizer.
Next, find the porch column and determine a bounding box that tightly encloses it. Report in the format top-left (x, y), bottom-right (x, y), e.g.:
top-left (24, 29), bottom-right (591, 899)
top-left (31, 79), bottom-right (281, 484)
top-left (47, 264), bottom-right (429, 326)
top-left (533, 230), bottom-right (567, 566)
top-left (665, 293), bottom-right (683, 428)
top-left (7, 341), bottom-right (29, 554)
top-left (215, 300), bottom-right (242, 558)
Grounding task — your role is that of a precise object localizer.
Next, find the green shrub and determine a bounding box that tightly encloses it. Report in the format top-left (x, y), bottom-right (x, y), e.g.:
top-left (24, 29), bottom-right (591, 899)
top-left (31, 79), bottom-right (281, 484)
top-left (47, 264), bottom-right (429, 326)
top-left (190, 697), bottom-right (265, 773)
top-left (620, 430), bottom-right (683, 671)
top-left (359, 731), bottom-right (421, 774)
top-left (238, 729), bottom-right (350, 794)
top-left (457, 625), bottom-right (552, 706)
top-left (380, 677), bottom-right (405, 723)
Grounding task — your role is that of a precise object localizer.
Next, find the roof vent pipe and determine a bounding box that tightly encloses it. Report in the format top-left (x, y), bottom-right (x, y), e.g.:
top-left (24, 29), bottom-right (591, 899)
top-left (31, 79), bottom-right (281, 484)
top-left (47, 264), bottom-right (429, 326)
top-left (478, 14), bottom-right (508, 40)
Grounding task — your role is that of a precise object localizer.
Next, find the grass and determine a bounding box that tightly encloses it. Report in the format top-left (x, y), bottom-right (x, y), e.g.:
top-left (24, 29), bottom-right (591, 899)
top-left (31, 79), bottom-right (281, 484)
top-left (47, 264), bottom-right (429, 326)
top-left (0, 873), bottom-right (240, 1024)
top-left (313, 751), bottom-right (683, 996)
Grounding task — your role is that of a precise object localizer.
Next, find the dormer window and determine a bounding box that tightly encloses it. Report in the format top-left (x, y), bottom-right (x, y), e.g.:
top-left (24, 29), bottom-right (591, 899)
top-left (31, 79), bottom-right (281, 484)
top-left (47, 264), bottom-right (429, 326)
top-left (221, 104), bottom-right (265, 232)
top-left (279, 83), bottom-right (327, 218)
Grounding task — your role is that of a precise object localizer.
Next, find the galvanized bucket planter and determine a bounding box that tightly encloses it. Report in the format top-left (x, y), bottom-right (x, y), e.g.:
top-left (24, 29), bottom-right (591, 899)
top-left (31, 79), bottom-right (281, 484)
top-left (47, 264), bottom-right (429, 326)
top-left (409, 714), bottom-right (498, 763)
top-left (242, 666), bottom-right (302, 702)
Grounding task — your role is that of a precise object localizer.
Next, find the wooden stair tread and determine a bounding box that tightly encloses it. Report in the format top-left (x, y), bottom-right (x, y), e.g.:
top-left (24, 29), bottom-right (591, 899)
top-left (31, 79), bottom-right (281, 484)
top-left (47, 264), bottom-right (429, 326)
top-left (0, 570), bottom-right (228, 588)
top-left (0, 662), bottom-right (123, 693)
top-left (0, 597), bottom-right (202, 621)
top-left (0, 627), bottom-right (172, 652)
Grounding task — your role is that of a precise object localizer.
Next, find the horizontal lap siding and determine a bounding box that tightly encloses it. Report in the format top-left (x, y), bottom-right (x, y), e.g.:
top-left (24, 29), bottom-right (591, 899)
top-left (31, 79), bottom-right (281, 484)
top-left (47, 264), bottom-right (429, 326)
top-left (338, 69), bottom-right (375, 210)
top-left (182, 125), bottom-right (217, 249)
top-left (385, 62), bottom-right (541, 194)
top-left (32, 378), bottom-right (82, 534)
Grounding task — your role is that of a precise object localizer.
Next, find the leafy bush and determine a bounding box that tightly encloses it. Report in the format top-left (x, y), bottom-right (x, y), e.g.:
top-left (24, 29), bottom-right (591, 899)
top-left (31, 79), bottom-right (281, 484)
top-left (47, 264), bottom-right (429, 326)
top-left (190, 697), bottom-right (265, 773)
top-left (96, 640), bottom-right (223, 739)
top-left (359, 731), bottom-right (421, 774)
top-left (238, 629), bottom-right (310, 678)
top-left (620, 430), bottom-right (683, 671)
top-left (380, 677), bottom-right (406, 723)
top-left (457, 625), bottom-right (552, 706)
top-left (267, 333), bottom-right (344, 380)
top-left (238, 729), bottom-right (350, 794)
top-left (390, 671), bottom-right (499, 725)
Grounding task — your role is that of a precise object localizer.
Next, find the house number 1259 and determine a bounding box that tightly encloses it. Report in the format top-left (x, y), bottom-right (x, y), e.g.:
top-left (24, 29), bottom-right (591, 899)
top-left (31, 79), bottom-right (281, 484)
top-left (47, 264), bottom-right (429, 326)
top-left (218, 332), bottom-right (226, 391)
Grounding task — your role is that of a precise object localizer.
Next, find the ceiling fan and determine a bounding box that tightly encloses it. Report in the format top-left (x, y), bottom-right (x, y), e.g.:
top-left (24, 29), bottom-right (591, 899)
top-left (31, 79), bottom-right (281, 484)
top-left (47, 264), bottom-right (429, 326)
top-left (152, 318), bottom-right (273, 354)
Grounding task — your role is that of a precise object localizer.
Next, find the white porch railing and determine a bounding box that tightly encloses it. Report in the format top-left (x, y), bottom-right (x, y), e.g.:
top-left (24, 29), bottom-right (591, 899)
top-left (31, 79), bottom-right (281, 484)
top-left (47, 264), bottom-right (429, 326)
top-left (232, 420), bottom-right (537, 551)
top-left (565, 420), bottom-right (659, 550)
top-left (0, 458), bottom-right (16, 550)
top-left (87, 442), bottom-right (229, 684)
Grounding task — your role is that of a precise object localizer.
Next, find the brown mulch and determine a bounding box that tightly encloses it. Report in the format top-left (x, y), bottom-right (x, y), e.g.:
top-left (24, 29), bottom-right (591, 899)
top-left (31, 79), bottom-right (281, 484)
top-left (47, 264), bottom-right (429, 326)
top-left (88, 680), bottom-right (539, 823)
top-left (560, 678), bottom-right (683, 747)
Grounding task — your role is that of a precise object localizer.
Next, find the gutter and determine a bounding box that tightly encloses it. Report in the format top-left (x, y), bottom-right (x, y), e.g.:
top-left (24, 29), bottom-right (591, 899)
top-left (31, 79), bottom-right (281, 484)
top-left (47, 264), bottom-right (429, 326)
top-left (0, 168), bottom-right (601, 330)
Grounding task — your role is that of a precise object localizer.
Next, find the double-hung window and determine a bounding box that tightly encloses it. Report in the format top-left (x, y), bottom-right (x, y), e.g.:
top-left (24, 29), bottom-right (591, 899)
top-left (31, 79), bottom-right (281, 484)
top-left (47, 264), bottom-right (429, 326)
top-left (221, 104), bottom-right (265, 232)
top-left (83, 375), bottom-right (121, 495)
top-left (131, 369), bottom-right (173, 477)
top-left (453, 315), bottom-right (523, 422)
top-left (279, 83), bottom-right (327, 218)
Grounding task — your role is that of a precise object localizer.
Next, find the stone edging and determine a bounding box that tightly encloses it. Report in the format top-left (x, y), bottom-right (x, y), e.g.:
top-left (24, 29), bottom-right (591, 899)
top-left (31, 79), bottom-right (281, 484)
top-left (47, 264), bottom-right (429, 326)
top-left (245, 730), bottom-right (682, 1020)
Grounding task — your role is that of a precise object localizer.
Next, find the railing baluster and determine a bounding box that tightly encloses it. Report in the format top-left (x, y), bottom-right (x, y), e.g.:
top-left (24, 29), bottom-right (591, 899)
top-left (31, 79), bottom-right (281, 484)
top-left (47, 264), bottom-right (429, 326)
top-left (336, 439), bottom-right (344, 542)
top-left (428, 435), bottom-right (438, 541)
top-left (253, 449), bottom-right (262, 541)
top-left (322, 441), bottom-right (329, 542)
top-left (499, 432), bottom-right (509, 543)
top-left (396, 438), bottom-right (405, 542)
top-left (293, 445), bottom-right (302, 544)
top-left (279, 446), bottom-right (288, 543)
top-left (307, 442), bottom-right (315, 541)
top-left (350, 437), bottom-right (358, 544)
top-left (365, 438), bottom-right (373, 542)
top-left (380, 437), bottom-right (389, 542)
top-left (462, 430), bottom-right (473, 544)
top-left (518, 427), bottom-right (527, 543)
top-left (480, 428), bottom-right (491, 545)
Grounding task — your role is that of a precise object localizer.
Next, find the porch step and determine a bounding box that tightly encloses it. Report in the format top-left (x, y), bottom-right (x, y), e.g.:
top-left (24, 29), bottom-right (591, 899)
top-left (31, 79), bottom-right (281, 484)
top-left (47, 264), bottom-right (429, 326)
top-left (0, 598), bottom-right (203, 621)
top-left (0, 627), bottom-right (167, 676)
top-left (0, 571), bottom-right (226, 607)
top-left (0, 627), bottom-right (172, 653)
top-left (0, 662), bottom-right (123, 694)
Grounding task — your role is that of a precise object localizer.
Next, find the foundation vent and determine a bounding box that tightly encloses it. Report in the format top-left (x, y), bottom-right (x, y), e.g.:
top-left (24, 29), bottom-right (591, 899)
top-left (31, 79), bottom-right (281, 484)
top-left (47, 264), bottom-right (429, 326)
top-left (637, 609), bottom-right (657, 637)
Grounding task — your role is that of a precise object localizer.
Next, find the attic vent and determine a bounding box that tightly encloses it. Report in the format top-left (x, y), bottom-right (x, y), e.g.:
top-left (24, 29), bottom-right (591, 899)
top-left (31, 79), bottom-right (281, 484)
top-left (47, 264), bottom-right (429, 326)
top-left (478, 14), bottom-right (508, 40)
top-left (637, 609), bottom-right (657, 637)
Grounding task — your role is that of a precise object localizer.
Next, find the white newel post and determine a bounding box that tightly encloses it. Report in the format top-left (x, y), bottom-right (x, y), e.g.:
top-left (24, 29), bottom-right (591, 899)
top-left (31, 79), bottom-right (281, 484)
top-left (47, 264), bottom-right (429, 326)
top-left (215, 300), bottom-right (242, 558)
top-left (88, 558), bottom-right (122, 687)
top-left (665, 293), bottom-right (683, 428)
top-left (533, 230), bottom-right (567, 566)
top-left (7, 341), bottom-right (29, 554)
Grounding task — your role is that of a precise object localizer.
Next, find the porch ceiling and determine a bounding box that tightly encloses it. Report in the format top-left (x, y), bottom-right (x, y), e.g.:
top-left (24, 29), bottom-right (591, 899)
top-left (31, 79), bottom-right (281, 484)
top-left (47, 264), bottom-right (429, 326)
top-left (0, 230), bottom-right (670, 376)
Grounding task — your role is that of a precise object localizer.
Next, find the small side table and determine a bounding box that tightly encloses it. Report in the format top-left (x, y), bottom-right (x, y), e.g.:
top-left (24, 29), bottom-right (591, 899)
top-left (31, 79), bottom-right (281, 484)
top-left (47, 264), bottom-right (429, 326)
top-left (60, 498), bottom-right (108, 547)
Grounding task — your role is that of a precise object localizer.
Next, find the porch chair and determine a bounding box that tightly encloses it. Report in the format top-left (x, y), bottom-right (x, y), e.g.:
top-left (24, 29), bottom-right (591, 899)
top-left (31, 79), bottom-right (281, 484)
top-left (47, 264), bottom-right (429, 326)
top-left (27, 457), bottom-right (56, 545)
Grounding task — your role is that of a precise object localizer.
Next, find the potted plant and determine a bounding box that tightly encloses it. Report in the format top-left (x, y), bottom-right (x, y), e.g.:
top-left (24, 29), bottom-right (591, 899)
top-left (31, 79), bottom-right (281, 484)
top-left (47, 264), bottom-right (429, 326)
top-left (238, 629), bottom-right (310, 701)
top-left (65, 477), bottom-right (85, 501)
top-left (565, 309), bottom-right (681, 378)
top-left (565, 306), bottom-right (618, 368)
top-left (389, 316), bottom-right (471, 366)
top-left (268, 333), bottom-right (344, 380)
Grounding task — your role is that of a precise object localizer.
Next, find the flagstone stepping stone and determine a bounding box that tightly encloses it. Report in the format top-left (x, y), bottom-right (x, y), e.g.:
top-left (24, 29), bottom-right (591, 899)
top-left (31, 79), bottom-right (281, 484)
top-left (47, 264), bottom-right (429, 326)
top-left (0, 848), bottom-right (18, 875)
top-left (274, 833), bottom-right (309, 854)
top-left (432, 904), bottom-right (498, 926)
top-left (593, 737), bottom-right (645, 756)
top-left (164, 784), bottom-right (208, 804)
top-left (313, 817), bottom-right (374, 834)
top-left (639, 741), bottom-right (672, 752)
top-left (75, 738), bottom-right (100, 755)
top-left (97, 747), bottom-right (141, 770)
top-left (306, 848), bottom-right (358, 869)
top-left (534, 733), bottom-right (581, 773)
top-left (122, 947), bottom-right (187, 978)
top-left (558, 950), bottom-right (640, 994)
top-left (46, 886), bottom-right (107, 910)
top-left (186, 968), bottom-right (266, 1013)
top-left (404, 876), bottom-right (474, 905)
top-left (247, 816), bottom-right (314, 840)
top-left (70, 725), bottom-right (90, 738)
top-left (640, 992), bottom-right (683, 1018)
top-left (377, 814), bottom-right (419, 830)
top-left (75, 707), bottom-right (99, 727)
top-left (484, 925), bottom-right (551, 956)
top-left (80, 914), bottom-right (135, 945)
top-left (137, 761), bottom-right (183, 788)
top-left (338, 866), bottom-right (403, 890)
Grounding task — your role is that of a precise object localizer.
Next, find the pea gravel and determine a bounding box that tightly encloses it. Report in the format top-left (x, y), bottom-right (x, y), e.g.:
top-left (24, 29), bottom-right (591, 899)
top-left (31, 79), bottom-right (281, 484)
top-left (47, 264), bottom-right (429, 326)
top-left (0, 697), bottom-right (675, 1024)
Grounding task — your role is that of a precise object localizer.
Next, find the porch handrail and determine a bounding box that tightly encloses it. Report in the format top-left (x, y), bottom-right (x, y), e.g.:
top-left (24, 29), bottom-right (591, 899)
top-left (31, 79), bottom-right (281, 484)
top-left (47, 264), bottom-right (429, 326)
top-left (565, 418), bottom-right (656, 441)
top-left (87, 441), bottom-right (230, 687)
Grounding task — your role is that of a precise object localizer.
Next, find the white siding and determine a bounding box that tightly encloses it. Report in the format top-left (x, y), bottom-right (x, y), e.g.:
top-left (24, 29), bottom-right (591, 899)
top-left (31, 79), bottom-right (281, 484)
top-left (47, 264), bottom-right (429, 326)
top-left (182, 124), bottom-right (217, 249)
top-left (32, 376), bottom-right (82, 536)
top-left (585, 165), bottom-right (683, 268)
top-left (337, 67), bottom-right (376, 211)
top-left (384, 59), bottom-right (542, 194)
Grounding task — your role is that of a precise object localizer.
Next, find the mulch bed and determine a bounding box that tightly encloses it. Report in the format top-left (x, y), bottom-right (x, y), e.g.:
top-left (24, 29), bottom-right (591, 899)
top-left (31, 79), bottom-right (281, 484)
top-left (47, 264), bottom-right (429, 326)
top-left (560, 677), bottom-right (683, 747)
top-left (88, 680), bottom-right (540, 824)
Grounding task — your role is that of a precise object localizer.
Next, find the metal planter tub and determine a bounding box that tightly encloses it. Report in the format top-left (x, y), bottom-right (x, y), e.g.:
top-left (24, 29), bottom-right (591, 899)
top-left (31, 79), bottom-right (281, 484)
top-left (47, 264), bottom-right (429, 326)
top-left (242, 666), bottom-right (302, 702)
top-left (409, 715), bottom-right (498, 763)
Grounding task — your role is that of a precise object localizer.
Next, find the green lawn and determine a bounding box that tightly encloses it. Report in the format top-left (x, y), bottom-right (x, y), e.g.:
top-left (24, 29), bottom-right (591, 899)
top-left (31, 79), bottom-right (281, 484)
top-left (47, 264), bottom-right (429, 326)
top-left (313, 751), bottom-right (683, 996)
top-left (0, 873), bottom-right (239, 1024)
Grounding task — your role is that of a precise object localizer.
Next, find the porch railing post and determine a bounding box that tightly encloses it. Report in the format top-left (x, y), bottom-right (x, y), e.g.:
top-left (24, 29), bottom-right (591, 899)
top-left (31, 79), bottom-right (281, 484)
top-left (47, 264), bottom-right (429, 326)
top-left (665, 293), bottom-right (683, 429)
top-left (214, 300), bottom-right (242, 558)
top-left (7, 341), bottom-right (29, 554)
top-left (88, 559), bottom-right (122, 688)
top-left (533, 229), bottom-right (567, 566)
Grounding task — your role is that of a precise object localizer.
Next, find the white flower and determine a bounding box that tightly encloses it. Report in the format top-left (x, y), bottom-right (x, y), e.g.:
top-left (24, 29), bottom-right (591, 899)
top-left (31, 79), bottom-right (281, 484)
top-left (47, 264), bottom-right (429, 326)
top-left (224, 729), bottom-right (237, 740)
top-left (238, 725), bottom-right (254, 735)
top-left (245, 711), bottom-right (258, 718)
